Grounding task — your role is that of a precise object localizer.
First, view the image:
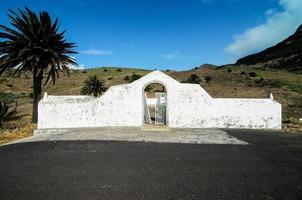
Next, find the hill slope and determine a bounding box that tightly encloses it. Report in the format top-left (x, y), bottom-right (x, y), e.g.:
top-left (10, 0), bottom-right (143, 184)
top-left (236, 24), bottom-right (302, 72)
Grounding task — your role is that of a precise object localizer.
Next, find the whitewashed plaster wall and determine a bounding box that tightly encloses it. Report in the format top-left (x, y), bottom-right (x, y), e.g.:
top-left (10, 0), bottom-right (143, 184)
top-left (38, 70), bottom-right (282, 129)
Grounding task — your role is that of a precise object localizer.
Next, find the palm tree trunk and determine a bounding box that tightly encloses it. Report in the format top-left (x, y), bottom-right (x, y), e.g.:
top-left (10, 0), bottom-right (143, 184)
top-left (32, 72), bottom-right (43, 123)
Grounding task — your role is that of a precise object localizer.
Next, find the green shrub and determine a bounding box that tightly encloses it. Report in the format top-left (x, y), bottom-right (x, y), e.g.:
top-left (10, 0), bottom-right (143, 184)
top-left (124, 75), bottom-right (130, 81)
top-left (182, 74), bottom-right (203, 85)
top-left (248, 72), bottom-right (257, 77)
top-left (108, 77), bottom-right (113, 80)
top-left (227, 69), bottom-right (232, 73)
top-left (131, 74), bottom-right (142, 81)
top-left (283, 117), bottom-right (296, 124)
top-left (103, 69), bottom-right (108, 72)
top-left (254, 77), bottom-right (264, 84)
top-left (117, 69), bottom-right (122, 72)
top-left (250, 78), bottom-right (283, 88)
top-left (0, 94), bottom-right (18, 126)
top-left (289, 83), bottom-right (302, 93)
top-left (0, 93), bottom-right (22, 102)
top-left (204, 76), bottom-right (212, 83)
top-left (82, 70), bottom-right (87, 73)
top-left (0, 101), bottom-right (18, 127)
top-left (269, 80), bottom-right (282, 88)
top-left (240, 71), bottom-right (246, 75)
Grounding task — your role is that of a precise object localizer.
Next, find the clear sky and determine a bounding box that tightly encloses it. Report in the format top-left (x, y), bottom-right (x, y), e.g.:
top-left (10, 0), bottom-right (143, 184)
top-left (1, 0), bottom-right (301, 70)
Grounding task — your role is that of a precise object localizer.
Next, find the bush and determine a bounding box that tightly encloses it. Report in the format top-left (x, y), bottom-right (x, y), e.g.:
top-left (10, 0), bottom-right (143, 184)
top-left (117, 69), bottom-right (122, 72)
top-left (108, 77), bottom-right (113, 80)
top-left (182, 74), bottom-right (203, 85)
top-left (0, 94), bottom-right (18, 126)
top-left (248, 72), bottom-right (257, 77)
top-left (131, 74), bottom-right (142, 81)
top-left (204, 76), bottom-right (212, 84)
top-left (82, 70), bottom-right (87, 73)
top-left (289, 83), bottom-right (302, 93)
top-left (269, 80), bottom-right (282, 88)
top-left (254, 77), bottom-right (264, 84)
top-left (283, 117), bottom-right (296, 124)
top-left (240, 71), bottom-right (246, 75)
top-left (124, 75), bottom-right (130, 81)
top-left (227, 69), bottom-right (232, 73)
top-left (103, 68), bottom-right (108, 72)
top-left (6, 84), bottom-right (13, 88)
top-left (250, 78), bottom-right (283, 88)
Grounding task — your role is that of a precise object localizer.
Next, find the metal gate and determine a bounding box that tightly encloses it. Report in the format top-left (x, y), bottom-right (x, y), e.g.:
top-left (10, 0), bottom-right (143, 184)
top-left (155, 93), bottom-right (166, 124)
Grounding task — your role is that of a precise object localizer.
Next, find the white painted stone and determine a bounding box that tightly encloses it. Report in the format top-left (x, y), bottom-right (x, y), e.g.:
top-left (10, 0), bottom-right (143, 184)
top-left (146, 98), bottom-right (157, 106)
top-left (38, 70), bottom-right (282, 129)
top-left (43, 92), bottom-right (48, 101)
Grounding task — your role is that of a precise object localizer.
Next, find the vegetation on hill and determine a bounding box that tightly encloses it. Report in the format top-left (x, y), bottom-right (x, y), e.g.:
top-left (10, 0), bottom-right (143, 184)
top-left (237, 24), bottom-right (302, 72)
top-left (182, 74), bottom-right (203, 85)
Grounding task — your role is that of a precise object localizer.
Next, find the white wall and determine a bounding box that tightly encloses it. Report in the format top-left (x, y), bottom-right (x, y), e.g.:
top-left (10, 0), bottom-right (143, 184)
top-left (146, 98), bottom-right (157, 106)
top-left (38, 70), bottom-right (282, 129)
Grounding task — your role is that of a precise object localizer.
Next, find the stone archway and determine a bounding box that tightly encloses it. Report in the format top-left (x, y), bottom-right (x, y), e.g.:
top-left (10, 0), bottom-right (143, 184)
top-left (142, 82), bottom-right (168, 126)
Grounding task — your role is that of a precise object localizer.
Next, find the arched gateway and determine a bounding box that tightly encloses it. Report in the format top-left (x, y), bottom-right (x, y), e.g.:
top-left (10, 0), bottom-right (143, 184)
top-left (38, 70), bottom-right (282, 129)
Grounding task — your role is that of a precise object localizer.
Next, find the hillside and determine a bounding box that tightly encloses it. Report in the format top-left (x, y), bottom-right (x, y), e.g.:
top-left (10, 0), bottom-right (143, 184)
top-left (236, 24), bottom-right (302, 72)
top-left (1, 66), bottom-right (301, 142)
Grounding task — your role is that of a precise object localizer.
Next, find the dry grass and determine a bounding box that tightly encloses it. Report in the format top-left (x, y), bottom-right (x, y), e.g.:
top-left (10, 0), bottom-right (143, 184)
top-left (0, 121), bottom-right (35, 144)
top-left (283, 121), bottom-right (302, 132)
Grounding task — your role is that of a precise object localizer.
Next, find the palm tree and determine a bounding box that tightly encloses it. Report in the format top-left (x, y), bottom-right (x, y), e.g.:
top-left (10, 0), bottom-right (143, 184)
top-left (81, 75), bottom-right (107, 97)
top-left (0, 7), bottom-right (77, 123)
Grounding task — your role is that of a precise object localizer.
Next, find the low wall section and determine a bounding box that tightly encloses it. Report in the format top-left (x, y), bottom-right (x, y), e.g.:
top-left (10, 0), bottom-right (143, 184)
top-left (38, 71), bottom-right (281, 129)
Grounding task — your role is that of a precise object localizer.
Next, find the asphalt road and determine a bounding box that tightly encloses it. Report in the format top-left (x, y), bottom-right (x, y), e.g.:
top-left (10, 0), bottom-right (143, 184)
top-left (0, 129), bottom-right (302, 200)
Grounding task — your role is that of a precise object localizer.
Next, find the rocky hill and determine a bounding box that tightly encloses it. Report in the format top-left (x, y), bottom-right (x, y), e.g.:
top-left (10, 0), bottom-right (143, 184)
top-left (236, 24), bottom-right (302, 72)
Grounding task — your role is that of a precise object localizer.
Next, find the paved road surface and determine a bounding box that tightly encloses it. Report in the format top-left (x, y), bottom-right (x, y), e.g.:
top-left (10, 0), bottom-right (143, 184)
top-left (0, 129), bottom-right (302, 200)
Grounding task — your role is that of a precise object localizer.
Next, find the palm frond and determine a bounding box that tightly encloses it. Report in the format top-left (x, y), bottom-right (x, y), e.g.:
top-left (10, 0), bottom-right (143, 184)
top-left (81, 75), bottom-right (108, 97)
top-left (0, 7), bottom-right (77, 84)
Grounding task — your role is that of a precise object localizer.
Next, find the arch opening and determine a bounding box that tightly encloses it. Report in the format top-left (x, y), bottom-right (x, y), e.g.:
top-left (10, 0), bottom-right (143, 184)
top-left (142, 82), bottom-right (167, 126)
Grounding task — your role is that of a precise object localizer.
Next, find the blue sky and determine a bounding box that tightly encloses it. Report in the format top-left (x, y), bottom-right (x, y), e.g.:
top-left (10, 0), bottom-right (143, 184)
top-left (1, 0), bottom-right (302, 70)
